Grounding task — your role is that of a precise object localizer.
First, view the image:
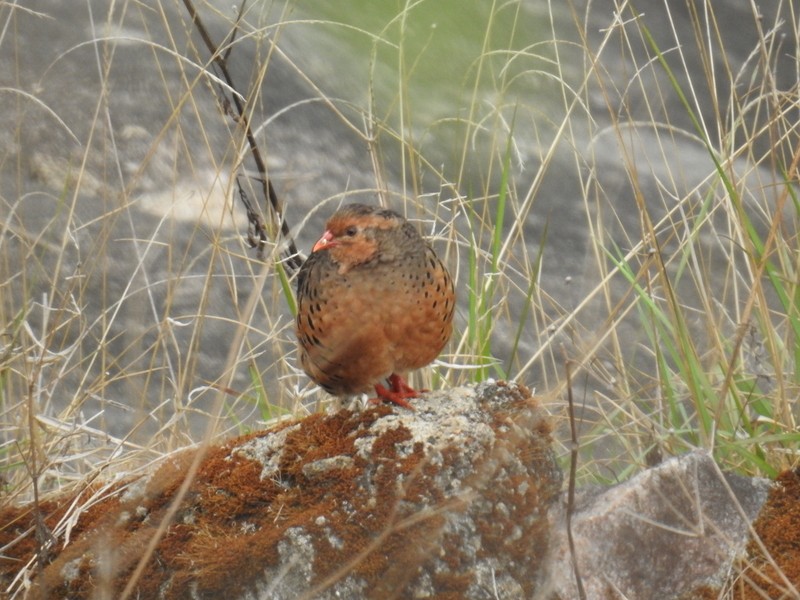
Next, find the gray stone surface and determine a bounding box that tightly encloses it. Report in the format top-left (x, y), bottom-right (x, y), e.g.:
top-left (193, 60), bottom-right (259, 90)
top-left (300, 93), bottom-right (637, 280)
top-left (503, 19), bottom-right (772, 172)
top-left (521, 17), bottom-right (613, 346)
top-left (2, 381), bottom-right (562, 599)
top-left (233, 381), bottom-right (562, 600)
top-left (0, 384), bottom-right (780, 599)
top-left (543, 451), bottom-right (772, 599)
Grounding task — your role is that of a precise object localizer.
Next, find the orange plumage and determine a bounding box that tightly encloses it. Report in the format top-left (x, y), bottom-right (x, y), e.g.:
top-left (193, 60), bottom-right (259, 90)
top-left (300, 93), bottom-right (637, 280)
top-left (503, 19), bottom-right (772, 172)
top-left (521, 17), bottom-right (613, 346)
top-left (295, 204), bottom-right (455, 408)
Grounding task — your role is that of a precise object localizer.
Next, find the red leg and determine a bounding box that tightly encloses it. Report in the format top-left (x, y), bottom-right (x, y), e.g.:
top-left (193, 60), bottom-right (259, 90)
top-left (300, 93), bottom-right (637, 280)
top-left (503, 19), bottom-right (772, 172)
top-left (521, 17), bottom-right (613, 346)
top-left (387, 373), bottom-right (422, 395)
top-left (371, 373), bottom-right (424, 410)
top-left (388, 373), bottom-right (430, 395)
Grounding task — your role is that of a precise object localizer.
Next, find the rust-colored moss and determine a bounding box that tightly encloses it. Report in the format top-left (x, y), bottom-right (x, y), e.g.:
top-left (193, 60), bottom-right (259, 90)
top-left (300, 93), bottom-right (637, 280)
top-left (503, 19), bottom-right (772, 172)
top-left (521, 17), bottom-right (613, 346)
top-left (1, 498), bottom-right (68, 572)
top-left (1, 384), bottom-right (559, 599)
top-left (428, 576), bottom-right (473, 600)
top-left (737, 468), bottom-right (800, 598)
top-left (676, 585), bottom-right (724, 599)
top-left (681, 468), bottom-right (800, 599)
top-left (0, 481), bottom-right (129, 595)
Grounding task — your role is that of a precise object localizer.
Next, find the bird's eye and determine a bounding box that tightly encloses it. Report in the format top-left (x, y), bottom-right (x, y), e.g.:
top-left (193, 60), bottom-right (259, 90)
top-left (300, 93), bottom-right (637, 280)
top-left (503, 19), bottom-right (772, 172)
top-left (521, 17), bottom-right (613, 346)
top-left (344, 226), bottom-right (358, 237)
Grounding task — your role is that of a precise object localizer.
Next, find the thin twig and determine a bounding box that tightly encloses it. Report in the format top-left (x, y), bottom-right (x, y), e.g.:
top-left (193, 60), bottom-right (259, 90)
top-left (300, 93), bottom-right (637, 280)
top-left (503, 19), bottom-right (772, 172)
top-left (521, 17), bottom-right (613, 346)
top-left (565, 361), bottom-right (586, 600)
top-left (182, 0), bottom-right (302, 270)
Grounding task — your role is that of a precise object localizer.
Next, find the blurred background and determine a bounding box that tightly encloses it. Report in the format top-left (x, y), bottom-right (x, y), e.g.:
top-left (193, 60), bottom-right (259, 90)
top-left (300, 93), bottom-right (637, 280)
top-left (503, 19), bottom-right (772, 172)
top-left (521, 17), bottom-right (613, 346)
top-left (1, 0), bottom-right (797, 490)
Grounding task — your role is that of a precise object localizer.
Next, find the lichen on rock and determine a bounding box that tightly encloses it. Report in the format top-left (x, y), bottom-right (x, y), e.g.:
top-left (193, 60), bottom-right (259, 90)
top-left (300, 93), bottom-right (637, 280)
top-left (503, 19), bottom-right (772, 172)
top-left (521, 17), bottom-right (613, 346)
top-left (0, 381), bottom-right (561, 599)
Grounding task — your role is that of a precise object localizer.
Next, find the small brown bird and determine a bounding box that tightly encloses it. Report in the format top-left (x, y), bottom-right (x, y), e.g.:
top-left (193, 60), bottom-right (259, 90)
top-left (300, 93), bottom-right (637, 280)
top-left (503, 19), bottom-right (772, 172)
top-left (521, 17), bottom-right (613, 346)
top-left (295, 203), bottom-right (455, 408)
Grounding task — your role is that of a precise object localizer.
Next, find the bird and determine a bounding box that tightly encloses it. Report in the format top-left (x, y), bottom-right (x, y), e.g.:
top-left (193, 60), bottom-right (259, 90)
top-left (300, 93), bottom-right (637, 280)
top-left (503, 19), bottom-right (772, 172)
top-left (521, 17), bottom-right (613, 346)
top-left (295, 203), bottom-right (455, 409)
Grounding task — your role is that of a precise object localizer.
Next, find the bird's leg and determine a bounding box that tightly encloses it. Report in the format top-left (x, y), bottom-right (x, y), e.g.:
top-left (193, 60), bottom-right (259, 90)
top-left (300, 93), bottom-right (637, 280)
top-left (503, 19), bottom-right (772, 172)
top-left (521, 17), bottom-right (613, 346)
top-left (371, 373), bottom-right (424, 410)
top-left (387, 373), bottom-right (428, 395)
top-left (372, 383), bottom-right (414, 409)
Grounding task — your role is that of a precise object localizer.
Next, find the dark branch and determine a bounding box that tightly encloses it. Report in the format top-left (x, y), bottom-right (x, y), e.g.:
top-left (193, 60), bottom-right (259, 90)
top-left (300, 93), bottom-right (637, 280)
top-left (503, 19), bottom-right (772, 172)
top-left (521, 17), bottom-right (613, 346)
top-left (182, 0), bottom-right (303, 271)
top-left (565, 362), bottom-right (586, 600)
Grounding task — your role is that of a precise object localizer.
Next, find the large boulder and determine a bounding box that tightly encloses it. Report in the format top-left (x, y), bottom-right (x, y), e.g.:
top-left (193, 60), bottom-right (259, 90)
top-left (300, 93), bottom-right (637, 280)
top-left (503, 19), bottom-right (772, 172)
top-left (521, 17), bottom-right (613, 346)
top-left (1, 381), bottom-right (561, 599)
top-left (3, 383), bottom-right (789, 600)
top-left (544, 451), bottom-right (772, 599)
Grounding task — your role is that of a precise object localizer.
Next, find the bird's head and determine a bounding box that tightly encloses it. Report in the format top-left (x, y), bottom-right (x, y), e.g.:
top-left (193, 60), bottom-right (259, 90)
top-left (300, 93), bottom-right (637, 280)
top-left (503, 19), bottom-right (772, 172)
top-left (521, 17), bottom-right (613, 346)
top-left (311, 204), bottom-right (404, 272)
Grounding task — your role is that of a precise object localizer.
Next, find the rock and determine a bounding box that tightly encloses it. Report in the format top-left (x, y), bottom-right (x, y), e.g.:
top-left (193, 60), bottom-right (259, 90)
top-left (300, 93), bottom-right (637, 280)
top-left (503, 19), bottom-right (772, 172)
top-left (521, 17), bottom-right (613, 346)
top-left (543, 450), bottom-right (773, 599)
top-left (717, 468), bottom-right (800, 600)
top-left (3, 384), bottom-right (788, 600)
top-left (0, 381), bottom-right (561, 599)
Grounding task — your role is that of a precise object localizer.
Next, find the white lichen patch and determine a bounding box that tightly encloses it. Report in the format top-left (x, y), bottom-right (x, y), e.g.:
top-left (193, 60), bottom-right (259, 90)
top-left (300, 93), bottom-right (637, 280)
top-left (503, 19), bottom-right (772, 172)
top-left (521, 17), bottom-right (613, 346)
top-left (233, 423), bottom-right (302, 481)
top-left (353, 386), bottom-right (497, 464)
top-left (301, 455), bottom-right (355, 478)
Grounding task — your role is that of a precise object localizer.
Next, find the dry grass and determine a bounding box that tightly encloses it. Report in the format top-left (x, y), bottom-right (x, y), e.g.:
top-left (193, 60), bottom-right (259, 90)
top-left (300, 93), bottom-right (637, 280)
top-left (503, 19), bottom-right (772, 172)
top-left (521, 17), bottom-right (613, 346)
top-left (0, 0), bottom-right (798, 596)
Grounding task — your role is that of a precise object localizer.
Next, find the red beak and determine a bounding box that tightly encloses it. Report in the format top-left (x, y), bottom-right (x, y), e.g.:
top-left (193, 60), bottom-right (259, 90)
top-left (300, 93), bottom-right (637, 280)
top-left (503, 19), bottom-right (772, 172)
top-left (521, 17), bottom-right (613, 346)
top-left (312, 230), bottom-right (335, 253)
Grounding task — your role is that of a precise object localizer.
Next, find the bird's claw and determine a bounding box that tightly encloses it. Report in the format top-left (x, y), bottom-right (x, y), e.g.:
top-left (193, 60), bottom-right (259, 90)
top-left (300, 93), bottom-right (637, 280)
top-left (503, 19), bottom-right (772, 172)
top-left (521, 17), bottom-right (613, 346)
top-left (371, 374), bottom-right (424, 410)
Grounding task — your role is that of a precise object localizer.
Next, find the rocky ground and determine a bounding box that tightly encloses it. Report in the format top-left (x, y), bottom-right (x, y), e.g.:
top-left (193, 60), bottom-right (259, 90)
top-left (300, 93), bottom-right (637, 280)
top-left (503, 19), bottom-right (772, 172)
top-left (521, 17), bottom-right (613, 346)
top-left (2, 382), bottom-right (795, 599)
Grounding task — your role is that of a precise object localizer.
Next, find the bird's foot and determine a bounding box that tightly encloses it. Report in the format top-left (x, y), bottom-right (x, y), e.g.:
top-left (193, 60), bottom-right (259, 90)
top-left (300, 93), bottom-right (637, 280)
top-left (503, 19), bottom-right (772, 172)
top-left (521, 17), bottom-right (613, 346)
top-left (388, 373), bottom-right (429, 395)
top-left (371, 374), bottom-right (424, 410)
